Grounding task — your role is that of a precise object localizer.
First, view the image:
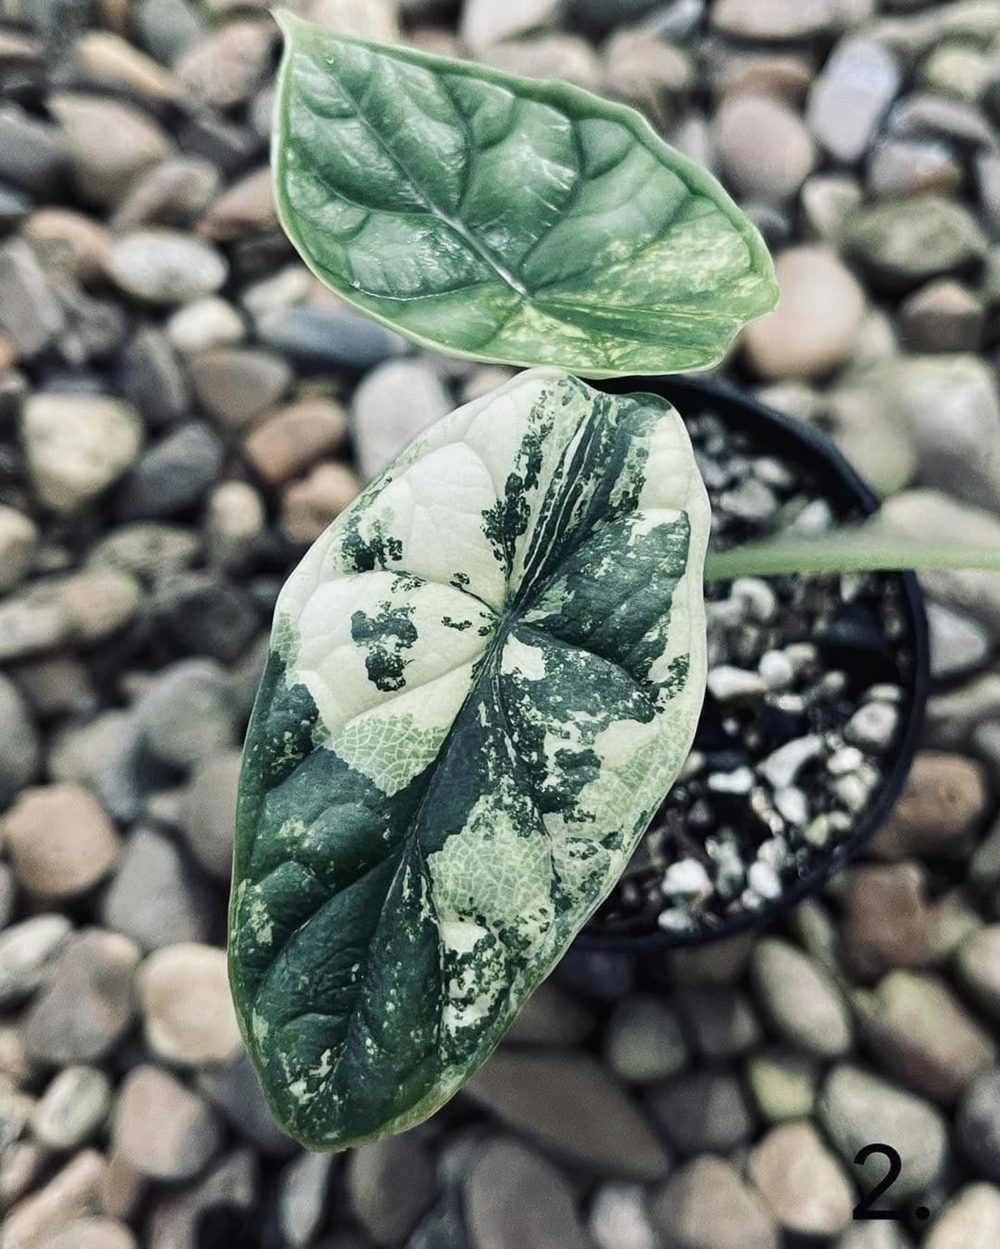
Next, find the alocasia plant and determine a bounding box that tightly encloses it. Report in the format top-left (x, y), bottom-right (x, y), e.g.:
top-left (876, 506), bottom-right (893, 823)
top-left (231, 14), bottom-right (1000, 1152)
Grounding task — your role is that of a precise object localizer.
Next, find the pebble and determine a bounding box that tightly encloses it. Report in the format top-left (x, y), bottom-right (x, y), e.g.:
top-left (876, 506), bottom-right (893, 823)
top-left (139, 943), bottom-right (242, 1067)
top-left (901, 279), bottom-right (985, 353)
top-left (460, 0), bottom-right (562, 51)
top-left (106, 229), bottom-right (227, 305)
top-left (49, 93), bottom-right (174, 207)
top-left (153, 570), bottom-right (259, 662)
top-left (605, 995), bottom-right (689, 1083)
top-left (743, 246), bottom-right (865, 380)
top-left (466, 1050), bottom-right (671, 1179)
top-left (712, 0), bottom-right (833, 40)
top-left (136, 659), bottom-right (237, 771)
top-left (746, 1048), bottom-right (818, 1122)
top-left (0, 106), bottom-right (66, 197)
top-left (957, 1070), bottom-right (1000, 1183)
top-left (651, 1156), bottom-right (778, 1249)
top-left (0, 567), bottom-right (141, 663)
top-left (706, 665), bottom-right (767, 700)
top-left (0, 506), bottom-right (37, 595)
top-left (808, 37), bottom-right (902, 163)
top-left (31, 1066), bottom-right (111, 1150)
top-left (927, 603), bottom-right (992, 680)
top-left (872, 752), bottom-right (988, 860)
top-left (714, 94), bottom-right (816, 203)
top-left (0, 674), bottom-right (40, 806)
top-left (679, 987), bottom-right (761, 1059)
top-left (0, 914), bottom-right (71, 1007)
top-left (199, 166), bottom-right (276, 241)
top-left (113, 156), bottom-right (220, 231)
top-left (761, 734), bottom-right (824, 789)
top-left (197, 1053), bottom-right (295, 1157)
top-left (75, 29), bottom-right (179, 100)
top-left (23, 392), bottom-right (142, 515)
top-left (244, 398), bottom-right (349, 486)
top-left (1, 1150), bottom-right (107, 1249)
top-left (819, 1064), bottom-right (948, 1199)
top-left (749, 1122), bottom-right (854, 1236)
top-left (177, 749), bottom-right (242, 880)
top-left (146, 1147), bottom-right (256, 1249)
top-left (463, 1136), bottom-right (589, 1249)
top-left (278, 1151), bottom-right (334, 1248)
top-left (166, 296), bottom-right (245, 357)
top-left (0, 239), bottom-right (66, 359)
top-left (205, 480), bottom-right (266, 569)
top-left (175, 18), bottom-right (276, 110)
top-left (347, 1136), bottom-right (435, 1246)
top-left (255, 304), bottom-right (407, 370)
top-left (35, 1218), bottom-right (137, 1249)
top-left (2, 784), bottom-right (120, 899)
top-left (957, 928), bottom-right (1000, 1022)
top-left (188, 347), bottom-right (292, 430)
top-left (925, 1184), bottom-right (1000, 1249)
top-left (854, 970), bottom-right (996, 1104)
top-left (845, 699), bottom-right (899, 751)
top-left (843, 861), bottom-right (936, 981)
top-left (113, 1065), bottom-right (220, 1181)
top-left (117, 326), bottom-right (191, 429)
top-left (351, 359), bottom-right (452, 481)
top-left (22, 927), bottom-right (138, 1067)
top-left (751, 938), bottom-right (852, 1057)
top-left (604, 30), bottom-right (693, 130)
top-left (589, 1183), bottom-right (658, 1249)
top-left (102, 829), bottom-right (211, 951)
top-left (844, 195), bottom-right (988, 289)
top-left (116, 423), bottom-right (224, 521)
top-left (647, 1069), bottom-right (754, 1155)
top-left (280, 461), bottom-right (362, 542)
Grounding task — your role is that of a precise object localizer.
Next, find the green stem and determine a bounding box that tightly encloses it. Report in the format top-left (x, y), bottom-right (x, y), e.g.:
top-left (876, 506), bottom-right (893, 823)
top-left (704, 543), bottom-right (1000, 583)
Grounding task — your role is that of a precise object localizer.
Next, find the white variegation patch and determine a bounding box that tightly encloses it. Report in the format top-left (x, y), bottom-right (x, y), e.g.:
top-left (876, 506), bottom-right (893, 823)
top-left (230, 367), bottom-right (709, 1152)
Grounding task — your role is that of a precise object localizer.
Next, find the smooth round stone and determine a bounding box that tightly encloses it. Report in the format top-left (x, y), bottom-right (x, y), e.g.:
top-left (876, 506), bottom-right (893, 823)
top-left (956, 928), bottom-right (1000, 1021)
top-left (746, 1048), bottom-right (818, 1122)
top-left (135, 659), bottom-right (237, 771)
top-left (49, 93), bottom-right (174, 206)
top-left (818, 1064), bottom-right (948, 1199)
top-left (0, 673), bottom-right (39, 806)
top-left (187, 347), bottom-right (292, 430)
top-left (166, 296), bottom-right (245, 355)
top-left (925, 1184), bottom-right (1000, 1249)
top-left (712, 0), bottom-right (834, 39)
top-left (844, 195), bottom-right (988, 290)
top-left (31, 1066), bottom-right (111, 1149)
top-left (243, 399), bottom-right (349, 486)
top-left (743, 246), bottom-right (865, 380)
top-left (102, 828), bottom-right (210, 952)
top-left (22, 393), bottom-right (143, 515)
top-left (280, 461), bottom-right (362, 544)
top-left (605, 995), bottom-right (689, 1084)
top-left (751, 938), bottom-right (852, 1057)
top-left (107, 229), bottom-right (227, 305)
top-left (749, 1122), bottom-right (854, 1237)
top-left (179, 751), bottom-right (242, 880)
top-left (2, 783), bottom-right (120, 899)
top-left (346, 1136), bottom-right (436, 1246)
top-left (116, 422), bottom-right (224, 521)
top-left (807, 36), bottom-right (902, 164)
top-left (651, 1156), bottom-right (778, 1249)
top-left (204, 480), bottom-right (266, 569)
top-left (648, 1069), bottom-right (754, 1156)
top-left (0, 913), bottom-right (71, 1007)
top-left (140, 943), bottom-right (242, 1067)
top-left (113, 1065), bottom-right (220, 1180)
top-left (0, 505), bottom-right (38, 594)
top-left (714, 94), bottom-right (816, 202)
top-left (589, 1183), bottom-right (659, 1249)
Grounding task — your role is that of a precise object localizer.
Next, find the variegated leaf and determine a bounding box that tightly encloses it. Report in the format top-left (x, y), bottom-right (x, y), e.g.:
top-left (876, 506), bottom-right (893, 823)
top-left (272, 13), bottom-right (777, 378)
top-left (229, 369), bottom-right (709, 1150)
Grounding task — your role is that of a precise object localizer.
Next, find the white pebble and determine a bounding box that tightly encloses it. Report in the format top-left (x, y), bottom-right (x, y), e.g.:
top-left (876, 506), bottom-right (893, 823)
top-left (784, 642), bottom-right (819, 675)
top-left (657, 907), bottom-right (696, 933)
top-left (731, 577), bottom-right (777, 622)
top-left (791, 498), bottom-right (834, 534)
top-left (707, 665), bottom-right (767, 700)
top-left (758, 649), bottom-right (795, 690)
top-left (774, 786), bottom-right (809, 826)
top-left (662, 858), bottom-right (711, 898)
top-left (708, 767), bottom-right (755, 795)
top-left (845, 701), bottom-right (899, 751)
top-left (748, 861), bottom-right (783, 899)
top-left (761, 734), bottom-right (824, 789)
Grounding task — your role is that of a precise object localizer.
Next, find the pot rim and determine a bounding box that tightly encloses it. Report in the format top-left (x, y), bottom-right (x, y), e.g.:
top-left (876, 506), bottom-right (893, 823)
top-left (575, 373), bottom-right (931, 954)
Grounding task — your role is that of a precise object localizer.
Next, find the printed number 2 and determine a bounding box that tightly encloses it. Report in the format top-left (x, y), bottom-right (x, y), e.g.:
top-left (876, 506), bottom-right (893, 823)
top-left (853, 1144), bottom-right (902, 1221)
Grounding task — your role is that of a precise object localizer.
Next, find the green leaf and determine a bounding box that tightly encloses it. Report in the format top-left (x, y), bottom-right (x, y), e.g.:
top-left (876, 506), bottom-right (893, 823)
top-left (704, 521), bottom-right (1000, 581)
top-left (271, 12), bottom-right (777, 378)
top-left (229, 369), bottom-right (709, 1149)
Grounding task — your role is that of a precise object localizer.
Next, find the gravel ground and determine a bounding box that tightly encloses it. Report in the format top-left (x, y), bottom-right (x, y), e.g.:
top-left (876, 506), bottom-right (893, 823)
top-left (0, 1), bottom-right (1000, 1248)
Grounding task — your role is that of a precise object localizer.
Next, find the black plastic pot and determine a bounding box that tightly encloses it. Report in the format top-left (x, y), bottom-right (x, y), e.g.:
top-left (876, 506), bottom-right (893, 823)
top-left (576, 374), bottom-right (931, 954)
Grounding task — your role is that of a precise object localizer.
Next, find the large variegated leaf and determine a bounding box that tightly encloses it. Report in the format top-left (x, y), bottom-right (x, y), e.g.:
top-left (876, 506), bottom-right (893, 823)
top-left (272, 13), bottom-right (777, 378)
top-left (229, 369), bottom-right (709, 1150)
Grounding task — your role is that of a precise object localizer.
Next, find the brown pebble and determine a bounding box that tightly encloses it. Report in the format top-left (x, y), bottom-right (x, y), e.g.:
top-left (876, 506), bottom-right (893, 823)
top-left (281, 461), bottom-right (361, 543)
top-left (113, 1065), bottom-right (221, 1181)
top-left (37, 1216), bottom-right (137, 1249)
top-left (841, 861), bottom-right (935, 981)
top-left (244, 399), bottom-right (349, 486)
top-left (872, 751), bottom-right (989, 861)
top-left (2, 784), bottom-right (120, 898)
top-left (1, 1150), bottom-right (106, 1249)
